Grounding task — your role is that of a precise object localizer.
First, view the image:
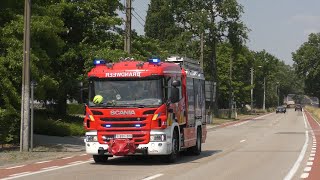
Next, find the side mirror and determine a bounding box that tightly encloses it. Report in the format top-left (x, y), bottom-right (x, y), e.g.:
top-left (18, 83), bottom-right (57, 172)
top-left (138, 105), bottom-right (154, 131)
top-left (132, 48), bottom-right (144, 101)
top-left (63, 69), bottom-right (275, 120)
top-left (170, 87), bottom-right (179, 103)
top-left (172, 80), bottom-right (181, 87)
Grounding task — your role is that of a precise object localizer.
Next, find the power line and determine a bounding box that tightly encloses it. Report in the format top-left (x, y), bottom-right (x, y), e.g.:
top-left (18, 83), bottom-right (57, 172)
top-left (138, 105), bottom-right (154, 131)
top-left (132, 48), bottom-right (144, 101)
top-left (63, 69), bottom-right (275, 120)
top-left (132, 13), bottom-right (144, 27)
top-left (132, 8), bottom-right (146, 24)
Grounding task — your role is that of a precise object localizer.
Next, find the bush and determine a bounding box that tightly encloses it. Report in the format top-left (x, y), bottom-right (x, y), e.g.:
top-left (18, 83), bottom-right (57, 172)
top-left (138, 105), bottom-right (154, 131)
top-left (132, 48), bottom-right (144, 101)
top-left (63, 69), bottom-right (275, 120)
top-left (0, 108), bottom-right (20, 145)
top-left (34, 110), bottom-right (85, 137)
top-left (67, 104), bottom-right (85, 115)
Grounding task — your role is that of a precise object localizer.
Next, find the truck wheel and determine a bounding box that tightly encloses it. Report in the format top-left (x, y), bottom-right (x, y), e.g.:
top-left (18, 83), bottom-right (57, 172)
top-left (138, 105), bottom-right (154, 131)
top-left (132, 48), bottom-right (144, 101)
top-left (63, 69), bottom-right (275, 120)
top-left (188, 127), bottom-right (202, 155)
top-left (93, 155), bottom-right (108, 163)
top-left (165, 130), bottom-right (179, 163)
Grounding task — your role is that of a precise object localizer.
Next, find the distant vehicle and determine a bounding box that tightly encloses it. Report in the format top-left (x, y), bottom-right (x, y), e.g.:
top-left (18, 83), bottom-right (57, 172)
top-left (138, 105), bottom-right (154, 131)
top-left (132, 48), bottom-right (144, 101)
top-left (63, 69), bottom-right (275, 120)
top-left (295, 104), bottom-right (302, 111)
top-left (276, 106), bottom-right (286, 113)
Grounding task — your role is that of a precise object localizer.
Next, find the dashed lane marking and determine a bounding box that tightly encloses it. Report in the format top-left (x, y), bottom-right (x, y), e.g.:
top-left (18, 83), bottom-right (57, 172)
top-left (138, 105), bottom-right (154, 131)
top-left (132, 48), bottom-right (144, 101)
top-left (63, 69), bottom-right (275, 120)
top-left (9, 172), bottom-right (31, 177)
top-left (61, 156), bottom-right (72, 159)
top-left (304, 167), bottom-right (312, 172)
top-left (67, 161), bottom-right (84, 165)
top-left (141, 174), bottom-right (164, 180)
top-left (35, 160), bottom-right (51, 164)
top-left (309, 157), bottom-right (314, 161)
top-left (240, 140), bottom-right (246, 143)
top-left (41, 166), bottom-right (60, 170)
top-left (301, 173), bottom-right (309, 179)
top-left (1, 160), bottom-right (91, 180)
top-left (307, 162), bottom-right (313, 166)
top-left (5, 165), bottom-right (26, 170)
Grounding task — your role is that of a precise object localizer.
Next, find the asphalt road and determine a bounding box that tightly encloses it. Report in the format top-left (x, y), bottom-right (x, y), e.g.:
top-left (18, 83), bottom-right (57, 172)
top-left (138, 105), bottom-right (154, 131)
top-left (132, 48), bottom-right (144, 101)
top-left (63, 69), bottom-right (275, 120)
top-left (2, 109), bottom-right (318, 180)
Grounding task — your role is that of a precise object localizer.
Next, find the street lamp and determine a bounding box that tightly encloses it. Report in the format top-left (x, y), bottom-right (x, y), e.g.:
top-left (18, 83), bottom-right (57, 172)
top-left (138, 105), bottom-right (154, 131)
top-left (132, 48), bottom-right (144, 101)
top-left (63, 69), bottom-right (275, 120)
top-left (276, 82), bottom-right (280, 106)
top-left (257, 66), bottom-right (266, 111)
top-left (250, 67), bottom-right (254, 111)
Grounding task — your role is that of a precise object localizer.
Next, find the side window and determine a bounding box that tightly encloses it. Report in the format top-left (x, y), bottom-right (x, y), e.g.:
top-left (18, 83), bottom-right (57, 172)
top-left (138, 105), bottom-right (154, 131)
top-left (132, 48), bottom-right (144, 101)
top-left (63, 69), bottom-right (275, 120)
top-left (163, 77), bottom-right (171, 101)
top-left (163, 76), bottom-right (182, 101)
top-left (187, 77), bottom-right (195, 126)
top-left (177, 76), bottom-right (182, 100)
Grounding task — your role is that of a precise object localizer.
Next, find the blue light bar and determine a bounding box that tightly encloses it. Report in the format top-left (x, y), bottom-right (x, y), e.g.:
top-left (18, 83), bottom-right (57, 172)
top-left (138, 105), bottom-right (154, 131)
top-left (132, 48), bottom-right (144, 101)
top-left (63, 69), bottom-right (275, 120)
top-left (94, 59), bottom-right (106, 66)
top-left (105, 124), bottom-right (111, 128)
top-left (135, 124), bottom-right (141, 128)
top-left (148, 58), bottom-right (161, 64)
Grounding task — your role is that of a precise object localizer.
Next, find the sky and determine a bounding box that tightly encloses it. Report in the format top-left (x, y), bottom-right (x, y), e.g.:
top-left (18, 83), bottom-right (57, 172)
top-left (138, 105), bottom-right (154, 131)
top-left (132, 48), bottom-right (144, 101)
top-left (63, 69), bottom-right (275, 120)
top-left (126, 0), bottom-right (320, 65)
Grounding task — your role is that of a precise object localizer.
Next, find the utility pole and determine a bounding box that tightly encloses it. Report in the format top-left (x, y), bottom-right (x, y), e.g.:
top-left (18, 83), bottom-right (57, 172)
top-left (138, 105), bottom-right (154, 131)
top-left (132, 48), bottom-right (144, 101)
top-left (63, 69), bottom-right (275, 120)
top-left (200, 33), bottom-right (204, 68)
top-left (20, 0), bottom-right (31, 152)
top-left (263, 77), bottom-right (266, 110)
top-left (228, 57), bottom-right (233, 119)
top-left (124, 0), bottom-right (132, 54)
top-left (250, 67), bottom-right (254, 111)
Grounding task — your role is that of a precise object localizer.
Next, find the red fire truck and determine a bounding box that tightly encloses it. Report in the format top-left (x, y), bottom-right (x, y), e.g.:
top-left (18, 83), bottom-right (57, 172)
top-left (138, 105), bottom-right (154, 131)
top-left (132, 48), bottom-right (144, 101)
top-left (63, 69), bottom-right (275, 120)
top-left (84, 56), bottom-right (207, 163)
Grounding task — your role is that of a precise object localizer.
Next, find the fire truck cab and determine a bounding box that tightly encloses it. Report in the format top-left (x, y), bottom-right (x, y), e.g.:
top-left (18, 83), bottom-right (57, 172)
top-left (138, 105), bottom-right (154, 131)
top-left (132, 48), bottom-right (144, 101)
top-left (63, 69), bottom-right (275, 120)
top-left (84, 56), bottom-right (207, 163)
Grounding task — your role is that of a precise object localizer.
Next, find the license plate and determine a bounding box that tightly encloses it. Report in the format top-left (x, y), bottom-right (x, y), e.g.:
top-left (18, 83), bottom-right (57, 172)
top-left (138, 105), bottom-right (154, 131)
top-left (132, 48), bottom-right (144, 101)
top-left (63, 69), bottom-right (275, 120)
top-left (115, 134), bottom-right (133, 139)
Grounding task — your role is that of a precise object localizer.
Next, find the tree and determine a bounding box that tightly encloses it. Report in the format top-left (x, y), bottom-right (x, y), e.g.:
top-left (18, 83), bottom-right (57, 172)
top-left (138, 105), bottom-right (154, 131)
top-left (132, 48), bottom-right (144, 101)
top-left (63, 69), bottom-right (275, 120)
top-left (293, 33), bottom-right (320, 105)
top-left (145, 0), bottom-right (249, 114)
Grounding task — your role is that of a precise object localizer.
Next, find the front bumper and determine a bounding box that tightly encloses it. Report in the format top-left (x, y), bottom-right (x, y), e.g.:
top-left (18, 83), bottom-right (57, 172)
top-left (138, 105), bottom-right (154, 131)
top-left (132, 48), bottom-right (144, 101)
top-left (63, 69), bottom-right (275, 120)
top-left (85, 131), bottom-right (172, 156)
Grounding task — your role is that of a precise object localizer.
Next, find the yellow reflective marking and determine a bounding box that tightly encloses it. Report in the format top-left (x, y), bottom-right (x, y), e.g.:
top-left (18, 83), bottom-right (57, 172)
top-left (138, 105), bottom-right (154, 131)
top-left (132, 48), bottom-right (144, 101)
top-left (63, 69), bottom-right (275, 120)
top-left (89, 115), bottom-right (95, 121)
top-left (152, 114), bottom-right (158, 120)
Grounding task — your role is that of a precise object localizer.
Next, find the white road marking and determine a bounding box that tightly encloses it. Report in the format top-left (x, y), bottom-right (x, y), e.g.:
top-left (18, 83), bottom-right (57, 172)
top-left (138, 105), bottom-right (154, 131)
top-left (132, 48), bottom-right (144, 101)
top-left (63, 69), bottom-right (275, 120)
top-left (9, 172), bottom-right (31, 177)
top-left (240, 139), bottom-right (246, 143)
top-left (233, 121), bottom-right (249, 127)
top-left (41, 166), bottom-right (60, 170)
top-left (304, 167), bottom-right (312, 172)
top-left (80, 154), bottom-right (87, 156)
top-left (311, 150), bottom-right (316, 153)
top-left (310, 154), bottom-right (315, 157)
top-left (300, 173), bottom-right (309, 179)
top-left (253, 113), bottom-right (273, 120)
top-left (62, 156), bottom-right (72, 159)
top-left (5, 165), bottom-right (26, 170)
top-left (284, 112), bottom-right (309, 180)
top-left (309, 157), bottom-right (314, 161)
top-left (68, 161), bottom-right (84, 165)
top-left (1, 160), bottom-right (91, 180)
top-left (35, 160), bottom-right (51, 164)
top-left (141, 174), bottom-right (164, 180)
top-left (307, 162), bottom-right (313, 166)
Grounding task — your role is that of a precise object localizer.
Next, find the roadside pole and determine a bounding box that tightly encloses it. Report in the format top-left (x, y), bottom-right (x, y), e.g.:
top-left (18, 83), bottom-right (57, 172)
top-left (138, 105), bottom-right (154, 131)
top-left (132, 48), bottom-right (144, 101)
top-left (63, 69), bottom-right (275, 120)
top-left (20, 0), bottom-right (31, 152)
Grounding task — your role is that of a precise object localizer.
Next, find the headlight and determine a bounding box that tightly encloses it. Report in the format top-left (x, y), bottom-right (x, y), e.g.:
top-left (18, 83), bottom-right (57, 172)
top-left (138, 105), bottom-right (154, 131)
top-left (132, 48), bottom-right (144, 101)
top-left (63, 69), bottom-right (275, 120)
top-left (86, 135), bottom-right (98, 142)
top-left (150, 134), bottom-right (166, 142)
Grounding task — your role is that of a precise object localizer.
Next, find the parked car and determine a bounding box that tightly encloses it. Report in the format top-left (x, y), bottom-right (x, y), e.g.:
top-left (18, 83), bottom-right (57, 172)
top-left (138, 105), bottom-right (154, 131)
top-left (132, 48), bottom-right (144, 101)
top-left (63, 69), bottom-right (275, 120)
top-left (295, 104), bottom-right (302, 111)
top-left (276, 106), bottom-right (286, 113)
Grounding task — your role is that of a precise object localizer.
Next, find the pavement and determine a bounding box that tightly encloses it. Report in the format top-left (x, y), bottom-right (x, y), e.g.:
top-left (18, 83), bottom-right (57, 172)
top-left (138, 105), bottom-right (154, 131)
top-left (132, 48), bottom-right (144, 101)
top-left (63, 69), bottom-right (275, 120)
top-left (33, 134), bottom-right (85, 152)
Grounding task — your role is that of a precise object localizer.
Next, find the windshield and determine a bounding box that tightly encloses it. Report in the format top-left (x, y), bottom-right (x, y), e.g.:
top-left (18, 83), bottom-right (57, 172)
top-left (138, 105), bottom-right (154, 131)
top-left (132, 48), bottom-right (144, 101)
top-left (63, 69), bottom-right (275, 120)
top-left (88, 77), bottom-right (163, 108)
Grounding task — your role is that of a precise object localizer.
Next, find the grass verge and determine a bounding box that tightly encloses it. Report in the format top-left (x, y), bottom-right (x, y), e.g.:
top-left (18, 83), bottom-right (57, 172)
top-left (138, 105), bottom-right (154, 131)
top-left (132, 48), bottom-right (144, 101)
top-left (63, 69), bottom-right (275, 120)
top-left (305, 106), bottom-right (320, 123)
top-left (34, 109), bottom-right (85, 137)
top-left (211, 114), bottom-right (264, 126)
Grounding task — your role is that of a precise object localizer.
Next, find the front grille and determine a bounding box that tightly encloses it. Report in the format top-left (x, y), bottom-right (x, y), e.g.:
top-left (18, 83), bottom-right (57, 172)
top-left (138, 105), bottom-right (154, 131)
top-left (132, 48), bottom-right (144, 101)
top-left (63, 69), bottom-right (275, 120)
top-left (99, 116), bottom-right (150, 130)
top-left (101, 124), bottom-right (146, 128)
top-left (98, 131), bottom-right (149, 144)
top-left (100, 117), bottom-right (146, 121)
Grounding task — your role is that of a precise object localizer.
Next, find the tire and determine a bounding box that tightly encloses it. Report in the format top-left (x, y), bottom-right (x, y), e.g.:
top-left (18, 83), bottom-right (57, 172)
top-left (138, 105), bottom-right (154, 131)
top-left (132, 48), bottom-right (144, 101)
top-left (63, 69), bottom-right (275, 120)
top-left (93, 155), bottom-right (109, 163)
top-left (165, 130), bottom-right (179, 163)
top-left (188, 127), bottom-right (202, 155)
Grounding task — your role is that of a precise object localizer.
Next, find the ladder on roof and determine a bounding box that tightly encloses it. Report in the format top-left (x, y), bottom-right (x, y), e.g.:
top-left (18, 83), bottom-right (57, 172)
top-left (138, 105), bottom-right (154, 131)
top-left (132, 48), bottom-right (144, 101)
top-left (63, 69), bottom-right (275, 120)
top-left (165, 56), bottom-right (203, 73)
